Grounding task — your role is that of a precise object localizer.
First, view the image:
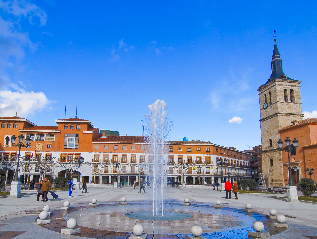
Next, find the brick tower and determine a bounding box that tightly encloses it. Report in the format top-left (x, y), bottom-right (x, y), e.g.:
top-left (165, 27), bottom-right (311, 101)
top-left (258, 40), bottom-right (303, 187)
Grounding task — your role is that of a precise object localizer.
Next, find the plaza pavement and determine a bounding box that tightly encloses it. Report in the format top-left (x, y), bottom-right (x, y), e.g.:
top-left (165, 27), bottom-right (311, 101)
top-left (0, 185), bottom-right (317, 238)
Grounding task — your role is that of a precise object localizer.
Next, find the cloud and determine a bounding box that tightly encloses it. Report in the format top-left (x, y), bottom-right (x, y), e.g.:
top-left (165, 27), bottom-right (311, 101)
top-left (111, 39), bottom-right (134, 61)
top-left (209, 67), bottom-right (254, 112)
top-left (303, 110), bottom-right (317, 119)
top-left (228, 116), bottom-right (243, 124)
top-left (0, 89), bottom-right (49, 117)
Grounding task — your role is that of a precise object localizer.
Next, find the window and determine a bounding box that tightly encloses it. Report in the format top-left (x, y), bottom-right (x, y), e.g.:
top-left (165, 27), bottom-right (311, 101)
top-left (123, 145), bottom-right (127, 150)
top-left (7, 123), bottom-right (11, 128)
top-left (141, 146), bottom-right (146, 151)
top-left (4, 136), bottom-right (10, 147)
top-left (269, 139), bottom-right (272, 147)
top-left (131, 145), bottom-right (136, 150)
top-left (284, 89), bottom-right (288, 102)
top-left (67, 137), bottom-right (75, 148)
top-left (196, 156), bottom-right (202, 164)
top-left (76, 125), bottom-right (80, 130)
top-left (140, 155), bottom-right (145, 162)
top-left (104, 145), bottom-right (109, 149)
top-left (264, 94), bottom-right (267, 103)
top-left (36, 134), bottom-right (45, 141)
top-left (290, 89), bottom-right (295, 102)
top-left (197, 147), bottom-right (201, 151)
top-left (168, 156), bottom-right (174, 164)
top-left (269, 91), bottom-right (272, 104)
top-left (188, 156), bottom-right (192, 164)
top-left (205, 156), bottom-right (211, 164)
top-left (216, 148), bottom-right (218, 152)
top-left (103, 154), bottom-right (109, 163)
top-left (114, 145), bottom-right (118, 150)
top-left (131, 154), bottom-right (136, 163)
top-left (67, 154), bottom-right (73, 162)
top-left (70, 125), bottom-right (74, 129)
top-left (206, 147), bottom-right (210, 152)
top-left (169, 147), bottom-right (173, 152)
top-left (112, 155), bottom-right (118, 163)
top-left (187, 147), bottom-right (192, 152)
top-left (178, 156), bottom-right (183, 163)
top-left (1, 123), bottom-right (5, 128)
top-left (93, 154), bottom-right (99, 162)
top-left (47, 144), bottom-right (52, 148)
top-left (270, 158), bottom-right (274, 167)
top-left (95, 145), bottom-right (99, 150)
top-left (45, 134), bottom-right (55, 141)
top-left (13, 123), bottom-right (17, 128)
top-left (122, 155), bottom-right (127, 163)
top-left (64, 124), bottom-right (68, 129)
top-left (60, 154), bottom-right (66, 162)
top-left (178, 147), bottom-right (182, 151)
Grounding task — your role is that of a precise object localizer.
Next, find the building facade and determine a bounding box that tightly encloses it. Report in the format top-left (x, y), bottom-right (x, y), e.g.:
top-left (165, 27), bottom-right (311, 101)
top-left (0, 116), bottom-right (251, 186)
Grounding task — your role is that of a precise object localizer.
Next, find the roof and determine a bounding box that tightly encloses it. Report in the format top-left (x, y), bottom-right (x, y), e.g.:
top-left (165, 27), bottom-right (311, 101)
top-left (94, 136), bottom-right (146, 143)
top-left (20, 126), bottom-right (59, 132)
top-left (0, 116), bottom-right (36, 126)
top-left (280, 118), bottom-right (317, 131)
top-left (55, 118), bottom-right (93, 127)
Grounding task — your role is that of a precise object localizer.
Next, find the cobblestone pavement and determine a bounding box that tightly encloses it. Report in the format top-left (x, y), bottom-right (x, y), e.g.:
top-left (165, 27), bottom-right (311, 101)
top-left (0, 185), bottom-right (317, 238)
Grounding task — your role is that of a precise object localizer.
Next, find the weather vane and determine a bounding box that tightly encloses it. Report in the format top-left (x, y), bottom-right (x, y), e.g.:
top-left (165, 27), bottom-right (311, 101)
top-left (273, 30), bottom-right (276, 42)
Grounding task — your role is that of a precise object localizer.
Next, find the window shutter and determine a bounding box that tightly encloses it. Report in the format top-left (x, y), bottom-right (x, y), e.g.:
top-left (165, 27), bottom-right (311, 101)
top-left (64, 134), bottom-right (68, 148)
top-left (75, 134), bottom-right (79, 149)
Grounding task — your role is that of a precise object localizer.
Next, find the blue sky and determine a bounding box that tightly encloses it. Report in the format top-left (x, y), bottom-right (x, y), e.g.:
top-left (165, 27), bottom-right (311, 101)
top-left (1, 0), bottom-right (317, 151)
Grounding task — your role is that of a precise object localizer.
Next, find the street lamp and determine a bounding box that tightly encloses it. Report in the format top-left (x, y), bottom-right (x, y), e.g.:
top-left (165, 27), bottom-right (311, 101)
top-left (307, 168), bottom-right (314, 179)
top-left (11, 134), bottom-right (31, 182)
top-left (277, 137), bottom-right (298, 186)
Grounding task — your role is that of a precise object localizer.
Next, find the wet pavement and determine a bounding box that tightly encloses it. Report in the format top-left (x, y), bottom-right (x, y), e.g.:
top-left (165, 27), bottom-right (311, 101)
top-left (0, 185), bottom-right (317, 238)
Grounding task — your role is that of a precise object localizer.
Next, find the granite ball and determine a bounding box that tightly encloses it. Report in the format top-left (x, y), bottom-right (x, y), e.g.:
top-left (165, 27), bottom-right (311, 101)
top-left (253, 221), bottom-right (264, 232)
top-left (269, 209), bottom-right (277, 216)
top-left (277, 215), bottom-right (286, 223)
top-left (246, 203), bottom-right (252, 209)
top-left (184, 198), bottom-right (189, 203)
top-left (67, 218), bottom-right (77, 229)
top-left (64, 201), bottom-right (70, 207)
top-left (43, 205), bottom-right (50, 212)
top-left (133, 224), bottom-right (144, 236)
top-left (121, 197), bottom-right (126, 202)
top-left (191, 225), bottom-right (203, 237)
top-left (39, 211), bottom-right (48, 220)
top-left (216, 200), bottom-right (221, 205)
top-left (92, 198), bottom-right (97, 204)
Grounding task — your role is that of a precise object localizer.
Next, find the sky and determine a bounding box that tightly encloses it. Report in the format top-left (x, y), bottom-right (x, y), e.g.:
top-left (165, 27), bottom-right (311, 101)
top-left (1, 0), bottom-right (317, 151)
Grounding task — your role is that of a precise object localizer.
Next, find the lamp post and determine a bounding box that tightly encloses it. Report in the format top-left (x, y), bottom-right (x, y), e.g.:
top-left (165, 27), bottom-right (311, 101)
top-left (10, 134), bottom-right (31, 198)
top-left (307, 168), bottom-right (314, 179)
top-left (277, 137), bottom-right (299, 202)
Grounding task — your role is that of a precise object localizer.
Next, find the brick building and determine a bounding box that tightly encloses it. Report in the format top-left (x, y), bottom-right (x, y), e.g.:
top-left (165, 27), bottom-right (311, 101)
top-left (258, 40), bottom-right (316, 186)
top-left (0, 116), bottom-right (251, 186)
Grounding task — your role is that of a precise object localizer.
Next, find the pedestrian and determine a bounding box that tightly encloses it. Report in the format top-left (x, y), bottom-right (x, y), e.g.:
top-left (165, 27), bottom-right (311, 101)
top-left (69, 179), bottom-right (74, 197)
top-left (139, 178), bottom-right (145, 193)
top-left (225, 180), bottom-right (232, 199)
top-left (215, 182), bottom-right (220, 191)
top-left (133, 180), bottom-right (137, 189)
top-left (30, 179), bottom-right (35, 190)
top-left (35, 180), bottom-right (43, 201)
top-left (82, 180), bottom-right (87, 193)
top-left (41, 178), bottom-right (51, 202)
top-left (212, 182), bottom-right (215, 190)
top-left (233, 181), bottom-right (238, 200)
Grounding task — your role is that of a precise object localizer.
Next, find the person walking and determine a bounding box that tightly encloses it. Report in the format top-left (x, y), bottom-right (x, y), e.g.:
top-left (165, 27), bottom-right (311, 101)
top-left (133, 180), bottom-right (137, 189)
top-left (36, 180), bottom-right (43, 201)
top-left (225, 180), bottom-right (232, 199)
top-left (69, 179), bottom-right (74, 197)
top-left (139, 178), bottom-right (145, 193)
top-left (41, 178), bottom-right (51, 202)
top-left (233, 181), bottom-right (238, 200)
top-left (82, 180), bottom-right (87, 193)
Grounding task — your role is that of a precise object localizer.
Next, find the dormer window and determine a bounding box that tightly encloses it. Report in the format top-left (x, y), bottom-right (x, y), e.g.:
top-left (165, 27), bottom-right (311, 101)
top-left (70, 125), bottom-right (74, 129)
top-left (77, 125), bottom-right (80, 130)
top-left (7, 123), bottom-right (11, 128)
top-left (64, 125), bottom-right (68, 129)
top-left (1, 123), bottom-right (5, 128)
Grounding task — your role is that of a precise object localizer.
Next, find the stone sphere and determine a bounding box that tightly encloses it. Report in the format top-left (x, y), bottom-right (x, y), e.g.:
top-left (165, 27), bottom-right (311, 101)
top-left (253, 221), bottom-right (264, 232)
top-left (67, 218), bottom-right (77, 229)
top-left (64, 201), bottom-right (70, 207)
top-left (92, 198), bottom-right (97, 204)
top-left (133, 224), bottom-right (144, 236)
top-left (184, 198), bottom-right (189, 203)
top-left (39, 211), bottom-right (48, 220)
top-left (246, 203), bottom-right (252, 209)
top-left (277, 215), bottom-right (286, 223)
top-left (191, 225), bottom-right (203, 237)
top-left (43, 205), bottom-right (50, 212)
top-left (216, 200), bottom-right (221, 205)
top-left (269, 209), bottom-right (277, 216)
top-left (121, 197), bottom-right (126, 202)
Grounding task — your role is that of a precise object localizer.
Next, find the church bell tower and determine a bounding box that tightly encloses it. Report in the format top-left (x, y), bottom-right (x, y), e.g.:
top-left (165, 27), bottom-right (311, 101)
top-left (258, 39), bottom-right (303, 187)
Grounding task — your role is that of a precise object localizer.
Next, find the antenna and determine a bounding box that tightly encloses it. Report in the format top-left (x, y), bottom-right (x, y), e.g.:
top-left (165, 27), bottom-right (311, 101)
top-left (273, 30), bottom-right (276, 42)
top-left (65, 105), bottom-right (66, 118)
top-left (76, 106), bottom-right (78, 118)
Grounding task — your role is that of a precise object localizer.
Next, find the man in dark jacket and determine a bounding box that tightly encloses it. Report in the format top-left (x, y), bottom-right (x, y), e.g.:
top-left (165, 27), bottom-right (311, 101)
top-left (225, 180), bottom-right (232, 199)
top-left (35, 180), bottom-right (43, 201)
top-left (139, 178), bottom-right (145, 193)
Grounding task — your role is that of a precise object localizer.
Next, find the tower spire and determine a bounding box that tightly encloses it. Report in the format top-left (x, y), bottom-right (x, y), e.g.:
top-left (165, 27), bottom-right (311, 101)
top-left (269, 31), bottom-right (286, 81)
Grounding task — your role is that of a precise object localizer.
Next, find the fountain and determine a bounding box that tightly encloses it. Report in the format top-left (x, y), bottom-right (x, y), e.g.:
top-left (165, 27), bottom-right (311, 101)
top-left (144, 99), bottom-right (171, 217)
